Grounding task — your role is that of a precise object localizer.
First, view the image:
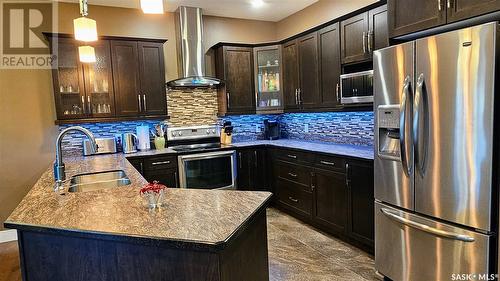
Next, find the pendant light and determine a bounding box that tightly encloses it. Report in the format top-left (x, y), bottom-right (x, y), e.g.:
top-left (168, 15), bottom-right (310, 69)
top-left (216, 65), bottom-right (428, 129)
top-left (141, 0), bottom-right (164, 14)
top-left (78, 46), bottom-right (96, 63)
top-left (74, 0), bottom-right (98, 42)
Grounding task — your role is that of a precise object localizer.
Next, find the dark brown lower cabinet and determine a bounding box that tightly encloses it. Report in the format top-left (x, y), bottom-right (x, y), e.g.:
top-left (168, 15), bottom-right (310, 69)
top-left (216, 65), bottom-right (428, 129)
top-left (346, 159), bottom-right (374, 248)
top-left (237, 148), bottom-right (269, 191)
top-left (312, 168), bottom-right (347, 235)
top-left (271, 148), bottom-right (374, 253)
top-left (126, 156), bottom-right (178, 188)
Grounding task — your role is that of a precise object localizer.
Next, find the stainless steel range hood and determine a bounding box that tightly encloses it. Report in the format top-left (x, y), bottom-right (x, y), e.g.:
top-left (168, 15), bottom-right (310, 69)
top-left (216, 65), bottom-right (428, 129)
top-left (167, 6), bottom-right (222, 88)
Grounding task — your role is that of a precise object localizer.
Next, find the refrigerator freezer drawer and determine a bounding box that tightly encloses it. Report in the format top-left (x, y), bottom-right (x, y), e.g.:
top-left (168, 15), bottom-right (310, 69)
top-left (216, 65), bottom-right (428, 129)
top-left (375, 202), bottom-right (492, 281)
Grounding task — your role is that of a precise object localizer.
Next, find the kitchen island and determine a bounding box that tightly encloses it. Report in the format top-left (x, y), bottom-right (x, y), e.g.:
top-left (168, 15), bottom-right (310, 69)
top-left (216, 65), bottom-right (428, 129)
top-left (4, 154), bottom-right (272, 281)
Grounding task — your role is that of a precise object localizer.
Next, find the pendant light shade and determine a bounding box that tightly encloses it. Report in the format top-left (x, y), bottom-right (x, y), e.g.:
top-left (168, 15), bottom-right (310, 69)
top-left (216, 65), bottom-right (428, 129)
top-left (74, 17), bottom-right (97, 42)
top-left (79, 46), bottom-right (96, 63)
top-left (74, 0), bottom-right (98, 42)
top-left (141, 0), bottom-right (164, 14)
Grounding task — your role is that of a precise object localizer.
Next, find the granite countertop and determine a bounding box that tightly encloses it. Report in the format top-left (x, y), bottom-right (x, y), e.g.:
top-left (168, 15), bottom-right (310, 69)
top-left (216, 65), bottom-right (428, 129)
top-left (125, 139), bottom-right (374, 160)
top-left (4, 154), bottom-right (271, 249)
top-left (232, 139), bottom-right (374, 160)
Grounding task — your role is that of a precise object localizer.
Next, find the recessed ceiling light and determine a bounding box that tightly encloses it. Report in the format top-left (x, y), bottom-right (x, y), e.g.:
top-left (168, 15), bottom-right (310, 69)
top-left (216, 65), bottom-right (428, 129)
top-left (141, 0), bottom-right (164, 14)
top-left (251, 0), bottom-right (265, 8)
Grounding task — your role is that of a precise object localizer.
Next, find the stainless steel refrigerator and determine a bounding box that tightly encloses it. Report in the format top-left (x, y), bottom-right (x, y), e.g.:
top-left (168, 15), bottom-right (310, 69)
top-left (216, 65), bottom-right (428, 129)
top-left (374, 22), bottom-right (498, 281)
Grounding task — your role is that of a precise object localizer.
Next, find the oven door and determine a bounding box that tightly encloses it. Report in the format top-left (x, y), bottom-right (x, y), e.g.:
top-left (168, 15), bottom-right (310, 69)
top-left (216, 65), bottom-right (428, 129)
top-left (178, 150), bottom-right (237, 190)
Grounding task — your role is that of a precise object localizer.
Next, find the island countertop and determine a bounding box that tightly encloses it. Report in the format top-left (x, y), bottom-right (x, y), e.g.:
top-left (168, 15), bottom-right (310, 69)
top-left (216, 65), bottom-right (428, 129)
top-left (4, 153), bottom-right (272, 250)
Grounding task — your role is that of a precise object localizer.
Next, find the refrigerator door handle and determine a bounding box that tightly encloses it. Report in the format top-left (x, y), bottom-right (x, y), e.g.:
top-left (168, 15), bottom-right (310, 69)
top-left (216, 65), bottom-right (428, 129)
top-left (413, 74), bottom-right (428, 174)
top-left (400, 76), bottom-right (412, 176)
top-left (380, 208), bottom-right (475, 242)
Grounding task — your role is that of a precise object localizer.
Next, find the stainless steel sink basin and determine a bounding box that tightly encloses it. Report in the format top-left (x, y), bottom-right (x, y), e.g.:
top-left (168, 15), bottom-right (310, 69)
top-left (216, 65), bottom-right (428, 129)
top-left (68, 170), bottom-right (131, 192)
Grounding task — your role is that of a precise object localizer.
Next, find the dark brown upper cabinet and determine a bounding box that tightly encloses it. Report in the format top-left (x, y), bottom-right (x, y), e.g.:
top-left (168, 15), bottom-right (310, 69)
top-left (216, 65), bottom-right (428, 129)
top-left (447, 0), bottom-right (500, 23)
top-left (215, 45), bottom-right (256, 115)
top-left (138, 42), bottom-right (167, 116)
top-left (318, 23), bottom-right (342, 108)
top-left (111, 40), bottom-right (142, 117)
top-left (388, 0), bottom-right (446, 38)
top-left (281, 32), bottom-right (320, 111)
top-left (388, 0), bottom-right (499, 38)
top-left (341, 5), bottom-right (388, 64)
top-left (282, 40), bottom-right (300, 111)
top-left (297, 32), bottom-right (320, 109)
top-left (112, 40), bottom-right (167, 118)
top-left (48, 34), bottom-right (167, 124)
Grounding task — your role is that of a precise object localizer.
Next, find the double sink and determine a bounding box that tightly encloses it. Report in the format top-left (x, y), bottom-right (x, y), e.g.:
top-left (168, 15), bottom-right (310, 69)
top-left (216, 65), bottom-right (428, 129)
top-left (68, 170), bottom-right (131, 193)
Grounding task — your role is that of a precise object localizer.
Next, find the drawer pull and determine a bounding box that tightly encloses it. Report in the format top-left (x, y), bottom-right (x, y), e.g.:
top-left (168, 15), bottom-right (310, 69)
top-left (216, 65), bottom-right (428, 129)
top-left (287, 172), bottom-right (297, 178)
top-left (287, 154), bottom-right (297, 159)
top-left (320, 161), bottom-right (335, 166)
top-left (152, 160), bottom-right (171, 165)
top-left (288, 197), bottom-right (299, 203)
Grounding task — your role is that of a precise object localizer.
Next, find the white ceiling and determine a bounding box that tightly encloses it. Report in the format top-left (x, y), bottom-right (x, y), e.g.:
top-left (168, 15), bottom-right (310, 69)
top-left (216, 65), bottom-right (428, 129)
top-left (58, 0), bottom-right (320, 22)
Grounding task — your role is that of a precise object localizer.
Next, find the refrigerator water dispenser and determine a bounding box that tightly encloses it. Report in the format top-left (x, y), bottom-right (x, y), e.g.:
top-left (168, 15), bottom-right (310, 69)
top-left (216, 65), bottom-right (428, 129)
top-left (377, 105), bottom-right (401, 160)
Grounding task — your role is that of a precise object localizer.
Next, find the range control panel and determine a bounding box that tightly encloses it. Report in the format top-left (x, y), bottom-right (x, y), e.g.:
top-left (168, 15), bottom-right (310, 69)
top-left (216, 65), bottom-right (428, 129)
top-left (377, 105), bottom-right (400, 129)
top-left (167, 125), bottom-right (220, 141)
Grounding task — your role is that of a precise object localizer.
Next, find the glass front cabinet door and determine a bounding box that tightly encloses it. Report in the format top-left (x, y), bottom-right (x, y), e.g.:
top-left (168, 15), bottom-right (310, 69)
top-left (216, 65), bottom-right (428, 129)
top-left (254, 45), bottom-right (283, 114)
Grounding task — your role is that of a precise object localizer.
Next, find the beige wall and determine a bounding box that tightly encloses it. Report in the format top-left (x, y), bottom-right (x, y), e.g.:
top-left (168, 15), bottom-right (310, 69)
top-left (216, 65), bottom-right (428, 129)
top-left (276, 0), bottom-right (378, 40)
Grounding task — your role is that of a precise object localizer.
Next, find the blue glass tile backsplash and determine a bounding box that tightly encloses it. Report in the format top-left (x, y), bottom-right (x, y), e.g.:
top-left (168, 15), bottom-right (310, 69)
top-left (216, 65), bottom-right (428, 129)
top-left (59, 111), bottom-right (374, 152)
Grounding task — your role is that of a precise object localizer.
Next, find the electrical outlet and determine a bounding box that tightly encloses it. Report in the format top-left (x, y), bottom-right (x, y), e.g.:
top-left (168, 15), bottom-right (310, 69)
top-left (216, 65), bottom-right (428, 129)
top-left (255, 124), bottom-right (260, 133)
top-left (304, 123), bottom-right (309, 133)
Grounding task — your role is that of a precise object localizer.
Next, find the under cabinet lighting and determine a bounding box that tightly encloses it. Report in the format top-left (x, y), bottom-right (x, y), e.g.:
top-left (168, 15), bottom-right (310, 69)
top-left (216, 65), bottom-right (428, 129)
top-left (141, 0), bottom-right (164, 14)
top-left (79, 46), bottom-right (96, 63)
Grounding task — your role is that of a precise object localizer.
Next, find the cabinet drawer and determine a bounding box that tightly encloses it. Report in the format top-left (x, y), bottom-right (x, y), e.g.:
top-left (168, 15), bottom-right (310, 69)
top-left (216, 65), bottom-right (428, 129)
top-left (144, 168), bottom-right (178, 188)
top-left (144, 156), bottom-right (177, 170)
top-left (274, 160), bottom-right (311, 189)
top-left (313, 154), bottom-right (345, 172)
top-left (276, 180), bottom-right (312, 217)
top-left (273, 149), bottom-right (310, 163)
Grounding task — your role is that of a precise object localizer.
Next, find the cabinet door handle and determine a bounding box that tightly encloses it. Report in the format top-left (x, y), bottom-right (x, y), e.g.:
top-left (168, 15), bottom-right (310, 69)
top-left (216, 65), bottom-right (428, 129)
top-left (143, 94), bottom-right (147, 112)
top-left (174, 172), bottom-right (178, 188)
top-left (151, 160), bottom-right (171, 165)
top-left (362, 32), bottom-right (367, 54)
top-left (254, 150), bottom-right (258, 168)
top-left (438, 0), bottom-right (442, 11)
top-left (238, 152), bottom-right (242, 169)
top-left (336, 83), bottom-right (340, 103)
top-left (288, 197), bottom-right (299, 203)
top-left (345, 163), bottom-right (350, 187)
top-left (87, 96), bottom-right (91, 114)
top-left (226, 92), bottom-right (230, 109)
top-left (298, 88), bottom-right (302, 105)
top-left (368, 31), bottom-right (373, 53)
top-left (81, 96), bottom-right (86, 114)
top-left (295, 89), bottom-right (299, 105)
top-left (447, 0), bottom-right (452, 8)
top-left (139, 162), bottom-right (144, 175)
top-left (138, 95), bottom-right (142, 112)
top-left (287, 172), bottom-right (297, 178)
top-left (287, 154), bottom-right (297, 159)
top-left (320, 161), bottom-right (335, 166)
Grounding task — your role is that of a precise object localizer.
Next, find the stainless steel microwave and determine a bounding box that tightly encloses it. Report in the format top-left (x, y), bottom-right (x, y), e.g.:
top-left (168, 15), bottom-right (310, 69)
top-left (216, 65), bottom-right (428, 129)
top-left (340, 70), bottom-right (373, 104)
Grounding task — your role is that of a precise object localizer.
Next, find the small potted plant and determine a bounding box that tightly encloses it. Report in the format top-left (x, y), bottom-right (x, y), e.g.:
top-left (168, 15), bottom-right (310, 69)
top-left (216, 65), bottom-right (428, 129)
top-left (140, 181), bottom-right (166, 209)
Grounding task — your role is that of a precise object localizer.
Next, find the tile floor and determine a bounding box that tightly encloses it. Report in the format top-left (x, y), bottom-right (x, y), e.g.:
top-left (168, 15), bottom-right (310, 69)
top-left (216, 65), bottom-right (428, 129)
top-left (267, 208), bottom-right (379, 281)
top-left (0, 208), bottom-right (378, 281)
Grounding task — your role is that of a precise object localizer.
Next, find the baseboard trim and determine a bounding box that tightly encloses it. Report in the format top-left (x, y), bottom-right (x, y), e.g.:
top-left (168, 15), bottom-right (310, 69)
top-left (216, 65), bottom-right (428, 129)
top-left (0, 229), bottom-right (17, 243)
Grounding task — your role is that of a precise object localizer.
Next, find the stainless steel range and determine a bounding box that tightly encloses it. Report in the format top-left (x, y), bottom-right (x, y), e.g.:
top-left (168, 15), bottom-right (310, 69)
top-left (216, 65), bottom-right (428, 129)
top-left (167, 125), bottom-right (237, 190)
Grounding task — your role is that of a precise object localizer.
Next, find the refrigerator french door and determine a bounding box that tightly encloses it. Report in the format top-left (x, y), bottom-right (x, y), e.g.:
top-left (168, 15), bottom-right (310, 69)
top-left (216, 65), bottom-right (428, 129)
top-left (374, 22), bottom-right (497, 281)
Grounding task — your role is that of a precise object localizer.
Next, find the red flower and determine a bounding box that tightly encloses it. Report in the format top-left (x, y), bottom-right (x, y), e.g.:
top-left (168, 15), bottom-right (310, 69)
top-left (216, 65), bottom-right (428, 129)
top-left (140, 181), bottom-right (167, 194)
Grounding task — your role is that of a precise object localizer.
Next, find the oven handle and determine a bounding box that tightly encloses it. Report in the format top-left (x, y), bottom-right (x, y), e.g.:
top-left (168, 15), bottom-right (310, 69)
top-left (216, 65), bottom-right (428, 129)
top-left (178, 150), bottom-right (236, 161)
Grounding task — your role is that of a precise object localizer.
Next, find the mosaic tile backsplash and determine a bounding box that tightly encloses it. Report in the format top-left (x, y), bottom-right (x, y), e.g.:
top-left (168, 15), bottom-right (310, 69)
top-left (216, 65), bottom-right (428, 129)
top-left (221, 112), bottom-right (374, 146)
top-left (59, 112), bottom-right (374, 152)
top-left (59, 120), bottom-right (161, 152)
